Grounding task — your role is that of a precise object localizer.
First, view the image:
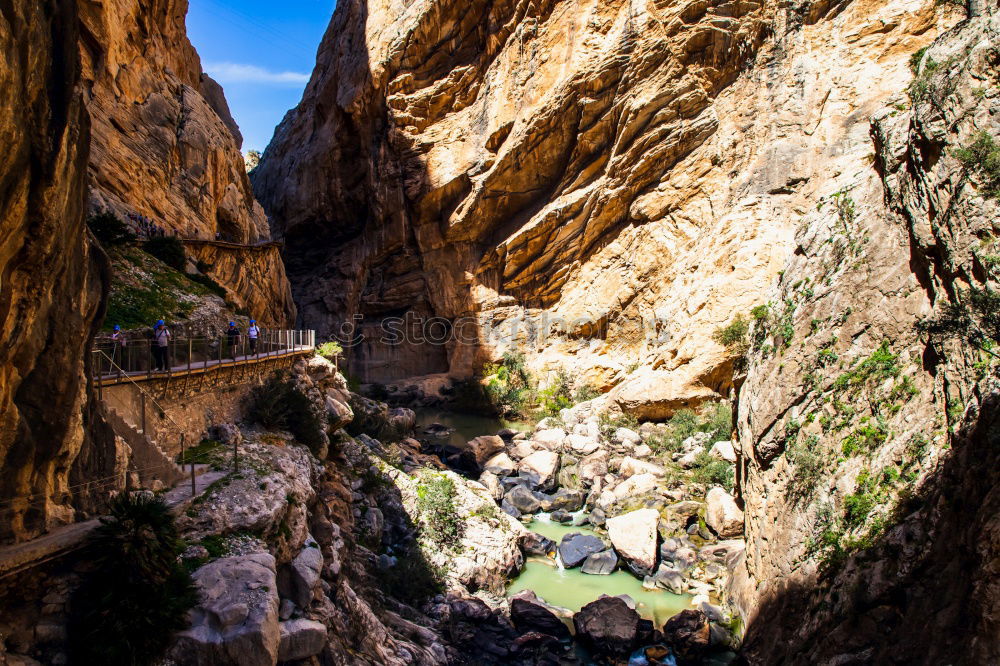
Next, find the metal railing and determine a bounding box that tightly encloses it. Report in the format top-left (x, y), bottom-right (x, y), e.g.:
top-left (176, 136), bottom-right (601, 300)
top-left (92, 329), bottom-right (316, 381)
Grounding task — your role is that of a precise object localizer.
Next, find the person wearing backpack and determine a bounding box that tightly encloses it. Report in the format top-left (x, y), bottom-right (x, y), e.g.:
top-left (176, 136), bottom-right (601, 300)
top-left (152, 320), bottom-right (171, 371)
top-left (226, 321), bottom-right (241, 359)
top-left (248, 319), bottom-right (261, 355)
top-left (110, 325), bottom-right (127, 371)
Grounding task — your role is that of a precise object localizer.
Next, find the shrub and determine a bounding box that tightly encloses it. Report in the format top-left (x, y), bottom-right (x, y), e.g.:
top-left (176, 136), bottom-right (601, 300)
top-left (88, 212), bottom-right (136, 247)
top-left (317, 341), bottom-right (343, 360)
top-left (178, 438), bottom-right (224, 465)
top-left (539, 368), bottom-right (574, 417)
top-left (908, 47), bottom-right (928, 74)
top-left (713, 315), bottom-right (749, 352)
top-left (483, 351), bottom-right (533, 417)
top-left (573, 385), bottom-right (601, 403)
top-left (954, 130), bottom-right (1000, 198)
top-left (142, 236), bottom-right (187, 271)
top-left (689, 450), bottom-right (735, 492)
top-left (69, 493), bottom-right (197, 665)
top-left (379, 548), bottom-right (445, 605)
top-left (416, 473), bottom-right (462, 548)
top-left (247, 373), bottom-right (327, 454)
top-left (787, 434), bottom-right (824, 499)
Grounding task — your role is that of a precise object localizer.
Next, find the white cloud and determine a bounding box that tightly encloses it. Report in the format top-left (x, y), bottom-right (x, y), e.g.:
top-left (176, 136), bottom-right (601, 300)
top-left (204, 62), bottom-right (310, 86)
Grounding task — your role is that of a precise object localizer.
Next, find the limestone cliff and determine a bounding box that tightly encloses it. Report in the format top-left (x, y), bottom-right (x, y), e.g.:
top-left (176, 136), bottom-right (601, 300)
top-left (732, 9), bottom-right (1000, 663)
top-left (254, 0), bottom-right (944, 414)
top-left (79, 0), bottom-right (296, 325)
top-left (0, 0), bottom-right (106, 543)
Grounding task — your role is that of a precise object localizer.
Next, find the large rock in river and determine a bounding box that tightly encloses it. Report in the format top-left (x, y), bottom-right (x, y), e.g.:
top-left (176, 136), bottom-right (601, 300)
top-left (558, 533), bottom-right (606, 568)
top-left (573, 596), bottom-right (640, 656)
top-left (505, 485), bottom-right (543, 514)
top-left (606, 509), bottom-right (659, 576)
top-left (662, 609), bottom-right (711, 663)
top-left (509, 590), bottom-right (570, 639)
top-left (581, 550), bottom-right (618, 575)
top-left (518, 450), bottom-right (560, 490)
top-left (468, 435), bottom-right (506, 466)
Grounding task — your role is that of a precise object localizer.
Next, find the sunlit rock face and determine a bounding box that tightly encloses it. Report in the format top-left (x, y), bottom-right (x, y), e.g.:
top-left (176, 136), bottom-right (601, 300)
top-left (79, 0), bottom-right (296, 324)
top-left (0, 0), bottom-right (106, 543)
top-left (254, 0), bottom-right (944, 403)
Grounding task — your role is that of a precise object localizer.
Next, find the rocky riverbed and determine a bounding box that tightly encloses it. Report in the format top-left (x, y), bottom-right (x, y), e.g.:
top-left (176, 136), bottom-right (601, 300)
top-left (148, 355), bottom-right (746, 665)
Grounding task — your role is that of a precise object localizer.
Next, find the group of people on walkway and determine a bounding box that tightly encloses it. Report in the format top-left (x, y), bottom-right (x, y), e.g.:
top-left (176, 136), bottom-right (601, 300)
top-left (124, 212), bottom-right (169, 240)
top-left (103, 319), bottom-right (265, 373)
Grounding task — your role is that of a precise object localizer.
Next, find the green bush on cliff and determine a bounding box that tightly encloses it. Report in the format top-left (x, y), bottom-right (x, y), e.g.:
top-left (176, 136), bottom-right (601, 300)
top-left (68, 493), bottom-right (196, 666)
top-left (416, 472), bottom-right (462, 549)
top-left (483, 351), bottom-right (533, 417)
top-left (88, 212), bottom-right (136, 247)
top-left (955, 130), bottom-right (1000, 198)
top-left (247, 373), bottom-right (327, 455)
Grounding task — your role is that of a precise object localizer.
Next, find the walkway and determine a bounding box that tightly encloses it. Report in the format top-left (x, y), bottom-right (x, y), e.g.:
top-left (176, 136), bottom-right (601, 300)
top-left (0, 469), bottom-right (227, 579)
top-left (95, 343), bottom-right (314, 387)
top-left (181, 238), bottom-right (283, 251)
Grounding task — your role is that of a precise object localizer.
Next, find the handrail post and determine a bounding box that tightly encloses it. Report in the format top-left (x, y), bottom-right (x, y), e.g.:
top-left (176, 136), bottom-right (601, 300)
top-left (188, 338), bottom-right (192, 375)
top-left (147, 340), bottom-right (152, 380)
top-left (140, 392), bottom-right (147, 435)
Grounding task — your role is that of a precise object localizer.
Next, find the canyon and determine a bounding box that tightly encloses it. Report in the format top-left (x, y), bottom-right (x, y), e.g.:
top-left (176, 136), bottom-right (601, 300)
top-left (0, 0), bottom-right (998, 664)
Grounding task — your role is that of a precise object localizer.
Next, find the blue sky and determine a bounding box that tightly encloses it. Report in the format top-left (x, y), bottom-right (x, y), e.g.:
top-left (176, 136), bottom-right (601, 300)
top-left (187, 0), bottom-right (336, 152)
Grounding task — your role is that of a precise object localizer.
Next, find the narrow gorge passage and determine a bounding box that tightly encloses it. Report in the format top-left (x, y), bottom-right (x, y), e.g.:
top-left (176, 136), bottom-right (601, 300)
top-left (1, 0), bottom-right (999, 665)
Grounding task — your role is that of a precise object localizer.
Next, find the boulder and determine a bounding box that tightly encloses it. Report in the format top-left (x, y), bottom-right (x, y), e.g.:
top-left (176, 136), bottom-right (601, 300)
top-left (646, 565), bottom-right (685, 594)
top-left (660, 501), bottom-right (704, 535)
top-left (606, 509), bottom-right (659, 576)
top-left (533, 428), bottom-right (567, 447)
top-left (567, 434), bottom-right (600, 454)
top-left (550, 510), bottom-right (572, 523)
top-left (509, 440), bottom-right (539, 460)
top-left (478, 470), bottom-right (504, 500)
top-left (632, 444), bottom-right (653, 458)
top-left (558, 533), bottom-right (606, 568)
top-left (698, 540), bottom-right (746, 568)
top-left (509, 590), bottom-right (570, 639)
top-left (170, 553), bottom-right (280, 666)
top-left (324, 395), bottom-right (354, 430)
top-left (618, 457), bottom-right (667, 479)
top-left (277, 619), bottom-right (327, 661)
top-left (501, 499), bottom-right (521, 518)
top-left (484, 452), bottom-right (517, 476)
top-left (279, 537), bottom-right (323, 608)
top-left (614, 427), bottom-right (642, 445)
top-left (661, 537), bottom-right (699, 571)
top-left (581, 550), bottom-right (618, 575)
top-left (573, 596), bottom-right (640, 656)
top-left (518, 450), bottom-right (560, 490)
top-left (705, 487), bottom-right (744, 538)
top-left (505, 485), bottom-right (543, 514)
top-left (468, 435), bottom-right (506, 466)
top-left (539, 488), bottom-right (585, 512)
top-left (709, 440), bottom-right (737, 463)
top-left (662, 610), bottom-right (710, 663)
top-left (579, 450), bottom-right (609, 483)
top-left (677, 447), bottom-right (706, 468)
top-left (612, 473), bottom-right (658, 499)
top-left (519, 532), bottom-right (556, 557)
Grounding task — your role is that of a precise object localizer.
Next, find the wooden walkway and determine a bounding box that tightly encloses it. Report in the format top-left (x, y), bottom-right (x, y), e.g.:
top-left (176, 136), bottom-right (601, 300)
top-left (181, 238), bottom-right (283, 252)
top-left (0, 469), bottom-right (227, 579)
top-left (95, 344), bottom-right (314, 387)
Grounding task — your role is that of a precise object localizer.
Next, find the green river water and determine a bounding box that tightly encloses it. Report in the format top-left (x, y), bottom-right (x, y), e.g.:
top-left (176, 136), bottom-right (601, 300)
top-left (413, 411), bottom-right (693, 625)
top-left (509, 516), bottom-right (692, 626)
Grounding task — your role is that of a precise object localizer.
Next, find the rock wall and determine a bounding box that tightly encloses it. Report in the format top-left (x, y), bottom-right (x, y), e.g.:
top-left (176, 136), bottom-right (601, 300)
top-left (79, 0), bottom-right (296, 325)
top-left (254, 0), bottom-right (943, 412)
top-left (732, 8), bottom-right (1000, 663)
top-left (0, 0), bottom-right (107, 543)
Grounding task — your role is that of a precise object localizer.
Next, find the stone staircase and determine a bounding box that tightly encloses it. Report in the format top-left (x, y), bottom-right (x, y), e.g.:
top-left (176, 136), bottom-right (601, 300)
top-left (100, 404), bottom-right (188, 488)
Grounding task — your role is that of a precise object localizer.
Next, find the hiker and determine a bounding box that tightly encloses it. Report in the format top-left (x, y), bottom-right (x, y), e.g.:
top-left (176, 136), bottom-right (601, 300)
top-left (152, 320), bottom-right (171, 371)
top-left (110, 325), bottom-right (127, 371)
top-left (226, 321), bottom-right (241, 359)
top-left (248, 319), bottom-right (261, 355)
